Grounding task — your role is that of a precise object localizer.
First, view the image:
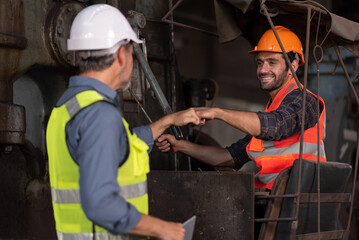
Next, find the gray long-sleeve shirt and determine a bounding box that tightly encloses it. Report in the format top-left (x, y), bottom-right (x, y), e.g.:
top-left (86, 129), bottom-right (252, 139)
top-left (55, 76), bottom-right (153, 234)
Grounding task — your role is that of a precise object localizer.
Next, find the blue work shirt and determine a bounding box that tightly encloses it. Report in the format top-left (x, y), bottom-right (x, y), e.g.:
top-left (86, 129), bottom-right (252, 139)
top-left (55, 76), bottom-right (153, 234)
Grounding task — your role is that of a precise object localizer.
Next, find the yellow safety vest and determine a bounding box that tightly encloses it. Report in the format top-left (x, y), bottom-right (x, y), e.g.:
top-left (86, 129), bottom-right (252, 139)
top-left (46, 90), bottom-right (150, 240)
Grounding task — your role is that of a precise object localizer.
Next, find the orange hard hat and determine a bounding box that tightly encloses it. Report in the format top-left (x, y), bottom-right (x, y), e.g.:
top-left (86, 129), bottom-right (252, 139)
top-left (249, 26), bottom-right (305, 66)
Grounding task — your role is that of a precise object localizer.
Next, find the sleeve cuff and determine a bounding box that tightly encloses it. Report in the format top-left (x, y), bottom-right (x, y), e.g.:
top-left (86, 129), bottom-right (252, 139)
top-left (256, 111), bottom-right (267, 139)
top-left (132, 125), bottom-right (154, 153)
top-left (115, 204), bottom-right (142, 234)
top-left (225, 135), bottom-right (252, 171)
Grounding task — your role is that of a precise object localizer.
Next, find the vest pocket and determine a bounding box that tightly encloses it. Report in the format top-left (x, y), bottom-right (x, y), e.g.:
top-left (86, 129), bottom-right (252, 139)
top-left (131, 138), bottom-right (150, 177)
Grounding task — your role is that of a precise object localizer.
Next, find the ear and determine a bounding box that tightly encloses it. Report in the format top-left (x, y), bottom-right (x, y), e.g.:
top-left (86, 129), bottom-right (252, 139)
top-left (116, 45), bottom-right (127, 68)
top-left (291, 59), bottom-right (299, 72)
top-left (288, 59), bottom-right (299, 76)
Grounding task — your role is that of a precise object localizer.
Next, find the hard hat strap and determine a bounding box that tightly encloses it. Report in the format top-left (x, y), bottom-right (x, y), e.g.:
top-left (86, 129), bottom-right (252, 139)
top-left (294, 52), bottom-right (301, 64)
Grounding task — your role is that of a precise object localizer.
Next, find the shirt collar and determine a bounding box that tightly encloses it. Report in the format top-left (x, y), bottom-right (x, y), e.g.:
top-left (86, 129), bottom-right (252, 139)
top-left (69, 76), bottom-right (119, 104)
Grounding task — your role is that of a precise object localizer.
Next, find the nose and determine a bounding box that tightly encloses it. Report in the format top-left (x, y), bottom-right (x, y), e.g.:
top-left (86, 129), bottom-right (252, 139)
top-left (258, 62), bottom-right (270, 74)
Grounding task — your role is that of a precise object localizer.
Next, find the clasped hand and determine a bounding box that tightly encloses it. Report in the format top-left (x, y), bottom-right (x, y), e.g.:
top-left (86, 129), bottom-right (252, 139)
top-left (171, 107), bottom-right (216, 127)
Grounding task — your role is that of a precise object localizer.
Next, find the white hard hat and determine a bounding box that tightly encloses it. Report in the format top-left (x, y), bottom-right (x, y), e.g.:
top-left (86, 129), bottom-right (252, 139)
top-left (67, 4), bottom-right (142, 52)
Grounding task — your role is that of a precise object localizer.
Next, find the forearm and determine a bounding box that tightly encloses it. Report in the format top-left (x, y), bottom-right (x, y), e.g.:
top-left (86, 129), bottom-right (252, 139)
top-left (130, 214), bottom-right (184, 240)
top-left (214, 108), bottom-right (261, 136)
top-left (177, 140), bottom-right (234, 167)
top-left (129, 214), bottom-right (166, 237)
top-left (150, 108), bottom-right (203, 140)
top-left (149, 114), bottom-right (173, 140)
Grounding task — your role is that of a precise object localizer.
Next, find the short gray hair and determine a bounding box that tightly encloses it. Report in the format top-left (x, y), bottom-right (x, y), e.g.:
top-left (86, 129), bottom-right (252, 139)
top-left (78, 52), bottom-right (117, 73)
top-left (77, 40), bottom-right (130, 73)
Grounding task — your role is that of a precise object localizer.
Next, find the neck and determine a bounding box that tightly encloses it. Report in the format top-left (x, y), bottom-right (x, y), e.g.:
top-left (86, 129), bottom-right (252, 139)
top-left (80, 69), bottom-right (118, 90)
top-left (269, 77), bottom-right (292, 99)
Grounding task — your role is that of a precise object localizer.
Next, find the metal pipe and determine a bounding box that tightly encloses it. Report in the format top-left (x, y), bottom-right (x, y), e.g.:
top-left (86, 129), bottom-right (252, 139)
top-left (255, 193), bottom-right (299, 199)
top-left (278, 1), bottom-right (328, 15)
top-left (332, 46), bottom-right (359, 239)
top-left (345, 131), bottom-right (359, 239)
top-left (315, 52), bottom-right (321, 240)
top-left (161, 0), bottom-right (218, 37)
top-left (255, 217), bottom-right (297, 223)
top-left (333, 45), bottom-right (359, 106)
top-left (168, 0), bottom-right (180, 170)
top-left (294, 7), bottom-right (312, 240)
top-left (133, 42), bottom-right (183, 140)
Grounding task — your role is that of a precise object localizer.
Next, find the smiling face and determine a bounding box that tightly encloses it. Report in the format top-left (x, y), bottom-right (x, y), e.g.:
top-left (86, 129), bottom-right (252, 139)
top-left (255, 51), bottom-right (293, 97)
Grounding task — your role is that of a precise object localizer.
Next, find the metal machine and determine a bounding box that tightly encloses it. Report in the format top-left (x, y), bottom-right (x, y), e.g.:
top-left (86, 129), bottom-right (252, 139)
top-left (0, 0), bottom-right (358, 239)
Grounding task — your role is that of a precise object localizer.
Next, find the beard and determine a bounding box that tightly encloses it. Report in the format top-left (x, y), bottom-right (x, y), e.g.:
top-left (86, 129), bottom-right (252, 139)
top-left (121, 79), bottom-right (131, 91)
top-left (258, 69), bottom-right (288, 92)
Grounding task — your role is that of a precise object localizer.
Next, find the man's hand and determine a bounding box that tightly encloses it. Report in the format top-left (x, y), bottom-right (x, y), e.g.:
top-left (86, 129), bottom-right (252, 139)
top-left (150, 108), bottom-right (205, 140)
top-left (157, 221), bottom-right (185, 240)
top-left (194, 107), bottom-right (219, 120)
top-left (130, 214), bottom-right (185, 240)
top-left (156, 134), bottom-right (181, 153)
top-left (171, 108), bottom-right (206, 126)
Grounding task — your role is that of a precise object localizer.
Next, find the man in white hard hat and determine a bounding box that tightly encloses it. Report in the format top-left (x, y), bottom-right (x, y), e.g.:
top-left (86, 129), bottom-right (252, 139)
top-left (46, 4), bottom-right (202, 240)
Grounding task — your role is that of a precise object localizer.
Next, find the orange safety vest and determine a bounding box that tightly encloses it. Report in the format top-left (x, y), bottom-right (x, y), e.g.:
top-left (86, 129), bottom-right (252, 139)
top-left (246, 78), bottom-right (326, 190)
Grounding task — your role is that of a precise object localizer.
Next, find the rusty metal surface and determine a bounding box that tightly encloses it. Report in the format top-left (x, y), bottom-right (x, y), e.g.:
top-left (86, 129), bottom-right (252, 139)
top-left (299, 193), bottom-right (351, 203)
top-left (296, 230), bottom-right (346, 240)
top-left (0, 142), bottom-right (56, 239)
top-left (46, 1), bottom-right (86, 67)
top-left (25, 179), bottom-right (57, 239)
top-left (148, 171), bottom-right (254, 240)
top-left (0, 145), bottom-right (28, 238)
top-left (215, 0), bottom-right (359, 55)
top-left (0, 102), bottom-right (25, 144)
top-left (0, 0), bottom-right (26, 103)
top-left (0, 32), bottom-right (27, 49)
top-left (19, 0), bottom-right (60, 71)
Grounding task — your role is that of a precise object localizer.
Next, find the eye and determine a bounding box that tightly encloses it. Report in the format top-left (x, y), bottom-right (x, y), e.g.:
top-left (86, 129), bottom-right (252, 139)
top-left (269, 61), bottom-right (276, 66)
top-left (256, 61), bottom-right (263, 67)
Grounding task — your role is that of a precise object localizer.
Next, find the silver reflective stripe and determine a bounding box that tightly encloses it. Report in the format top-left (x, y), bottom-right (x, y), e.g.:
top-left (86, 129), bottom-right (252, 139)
top-left (52, 181), bottom-right (147, 204)
top-left (57, 231), bottom-right (92, 240)
top-left (51, 187), bottom-right (80, 204)
top-left (284, 83), bottom-right (296, 96)
top-left (65, 96), bottom-right (82, 118)
top-left (119, 180), bottom-right (147, 199)
top-left (64, 91), bottom-right (111, 118)
top-left (262, 141), bottom-right (274, 148)
top-left (271, 83), bottom-right (296, 109)
top-left (248, 141), bottom-right (326, 160)
top-left (255, 173), bottom-right (279, 184)
top-left (57, 231), bottom-right (140, 240)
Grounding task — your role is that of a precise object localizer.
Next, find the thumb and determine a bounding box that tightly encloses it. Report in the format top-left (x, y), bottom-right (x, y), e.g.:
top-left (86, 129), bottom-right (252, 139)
top-left (157, 135), bottom-right (165, 142)
top-left (157, 134), bottom-right (172, 142)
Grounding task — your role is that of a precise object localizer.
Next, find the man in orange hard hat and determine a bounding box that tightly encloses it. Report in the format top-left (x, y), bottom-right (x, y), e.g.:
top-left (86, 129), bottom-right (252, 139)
top-left (157, 26), bottom-right (326, 190)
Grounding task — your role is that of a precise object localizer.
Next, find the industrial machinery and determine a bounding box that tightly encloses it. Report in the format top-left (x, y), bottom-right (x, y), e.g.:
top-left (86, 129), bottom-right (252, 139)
top-left (0, 0), bottom-right (358, 239)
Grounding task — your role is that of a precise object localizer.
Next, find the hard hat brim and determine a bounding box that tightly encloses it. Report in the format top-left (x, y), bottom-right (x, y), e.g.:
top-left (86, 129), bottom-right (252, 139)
top-left (68, 37), bottom-right (142, 51)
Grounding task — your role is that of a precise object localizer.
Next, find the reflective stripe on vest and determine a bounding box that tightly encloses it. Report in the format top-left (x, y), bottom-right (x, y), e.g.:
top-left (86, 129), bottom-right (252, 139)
top-left (254, 173), bottom-right (279, 184)
top-left (248, 141), bottom-right (326, 159)
top-left (46, 90), bottom-right (149, 238)
top-left (51, 180), bottom-right (148, 204)
top-left (246, 78), bottom-right (326, 190)
top-left (56, 230), bottom-right (140, 240)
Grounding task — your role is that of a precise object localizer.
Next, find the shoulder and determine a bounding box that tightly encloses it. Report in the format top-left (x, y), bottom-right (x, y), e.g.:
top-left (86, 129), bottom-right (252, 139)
top-left (283, 89), bottom-right (317, 105)
top-left (76, 101), bottom-right (124, 132)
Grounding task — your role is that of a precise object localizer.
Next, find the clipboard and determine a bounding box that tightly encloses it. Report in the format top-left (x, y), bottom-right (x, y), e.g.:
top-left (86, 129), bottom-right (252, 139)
top-left (183, 216), bottom-right (196, 240)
